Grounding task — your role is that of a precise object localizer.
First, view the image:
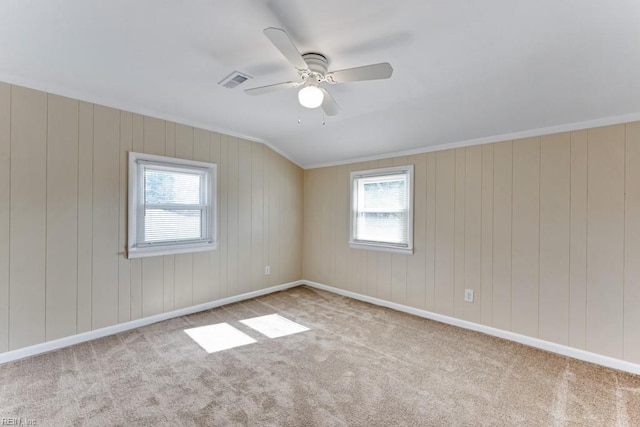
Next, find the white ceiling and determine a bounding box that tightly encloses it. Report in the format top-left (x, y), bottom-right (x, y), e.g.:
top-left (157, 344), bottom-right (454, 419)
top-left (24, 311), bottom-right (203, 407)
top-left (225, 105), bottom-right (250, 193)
top-left (1, 1), bottom-right (640, 168)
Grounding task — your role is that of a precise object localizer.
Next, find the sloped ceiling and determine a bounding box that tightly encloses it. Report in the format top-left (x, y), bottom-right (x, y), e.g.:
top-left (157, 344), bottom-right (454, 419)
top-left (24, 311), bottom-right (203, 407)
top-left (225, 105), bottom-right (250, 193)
top-left (1, 1), bottom-right (639, 168)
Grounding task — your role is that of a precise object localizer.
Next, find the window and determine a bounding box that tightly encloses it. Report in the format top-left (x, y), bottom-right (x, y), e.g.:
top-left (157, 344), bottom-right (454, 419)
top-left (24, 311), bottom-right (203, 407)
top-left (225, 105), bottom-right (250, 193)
top-left (350, 165), bottom-right (413, 254)
top-left (128, 152), bottom-right (217, 258)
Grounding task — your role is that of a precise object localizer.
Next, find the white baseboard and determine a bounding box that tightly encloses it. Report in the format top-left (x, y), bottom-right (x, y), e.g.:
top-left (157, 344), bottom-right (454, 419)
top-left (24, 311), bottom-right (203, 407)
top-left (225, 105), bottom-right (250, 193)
top-left (302, 280), bottom-right (640, 376)
top-left (5, 278), bottom-right (639, 376)
top-left (0, 280), bottom-right (303, 365)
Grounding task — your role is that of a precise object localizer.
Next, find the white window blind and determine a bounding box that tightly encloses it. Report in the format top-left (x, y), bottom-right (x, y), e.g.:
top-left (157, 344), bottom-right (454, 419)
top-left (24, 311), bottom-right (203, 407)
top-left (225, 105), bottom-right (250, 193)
top-left (350, 165), bottom-right (413, 254)
top-left (128, 152), bottom-right (217, 258)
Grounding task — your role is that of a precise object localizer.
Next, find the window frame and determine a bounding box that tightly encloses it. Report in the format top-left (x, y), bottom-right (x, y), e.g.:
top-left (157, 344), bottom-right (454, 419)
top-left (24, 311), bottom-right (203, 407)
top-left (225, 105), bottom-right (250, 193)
top-left (349, 165), bottom-right (414, 255)
top-left (127, 152), bottom-right (217, 259)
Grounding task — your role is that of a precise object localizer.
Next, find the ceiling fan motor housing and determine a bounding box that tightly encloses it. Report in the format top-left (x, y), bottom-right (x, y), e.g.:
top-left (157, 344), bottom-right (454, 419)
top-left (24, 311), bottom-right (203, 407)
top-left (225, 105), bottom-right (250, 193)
top-left (301, 53), bottom-right (328, 79)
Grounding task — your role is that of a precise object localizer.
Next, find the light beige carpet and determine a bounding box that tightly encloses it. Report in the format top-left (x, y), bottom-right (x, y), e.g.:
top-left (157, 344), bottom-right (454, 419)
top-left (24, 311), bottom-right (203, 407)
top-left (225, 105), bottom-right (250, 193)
top-left (1, 286), bottom-right (639, 426)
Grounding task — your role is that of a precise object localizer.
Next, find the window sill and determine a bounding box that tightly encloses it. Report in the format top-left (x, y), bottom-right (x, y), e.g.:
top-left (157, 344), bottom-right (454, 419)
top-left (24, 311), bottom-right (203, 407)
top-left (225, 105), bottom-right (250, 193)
top-left (127, 242), bottom-right (217, 259)
top-left (349, 241), bottom-right (413, 255)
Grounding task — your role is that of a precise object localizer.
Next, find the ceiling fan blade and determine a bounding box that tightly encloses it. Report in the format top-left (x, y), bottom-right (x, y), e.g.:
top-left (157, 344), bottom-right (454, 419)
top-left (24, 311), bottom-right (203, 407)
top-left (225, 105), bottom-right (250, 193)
top-left (326, 62), bottom-right (393, 84)
top-left (320, 87), bottom-right (341, 116)
top-left (245, 81), bottom-right (302, 96)
top-left (263, 27), bottom-right (308, 70)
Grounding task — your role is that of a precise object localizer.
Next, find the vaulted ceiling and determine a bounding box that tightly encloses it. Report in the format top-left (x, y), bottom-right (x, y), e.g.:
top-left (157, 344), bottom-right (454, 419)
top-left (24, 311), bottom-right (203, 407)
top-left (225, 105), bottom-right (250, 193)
top-left (1, 1), bottom-right (639, 168)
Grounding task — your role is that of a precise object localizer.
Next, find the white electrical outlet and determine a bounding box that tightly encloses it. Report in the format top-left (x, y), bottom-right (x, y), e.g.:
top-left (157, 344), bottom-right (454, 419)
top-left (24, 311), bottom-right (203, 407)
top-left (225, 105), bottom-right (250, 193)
top-left (464, 289), bottom-right (474, 303)
top-left (265, 266), bottom-right (270, 275)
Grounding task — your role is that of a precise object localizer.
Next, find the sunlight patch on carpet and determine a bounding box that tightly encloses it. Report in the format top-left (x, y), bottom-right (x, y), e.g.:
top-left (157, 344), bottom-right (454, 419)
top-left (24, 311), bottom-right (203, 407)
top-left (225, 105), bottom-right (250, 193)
top-left (184, 323), bottom-right (257, 353)
top-left (240, 314), bottom-right (309, 338)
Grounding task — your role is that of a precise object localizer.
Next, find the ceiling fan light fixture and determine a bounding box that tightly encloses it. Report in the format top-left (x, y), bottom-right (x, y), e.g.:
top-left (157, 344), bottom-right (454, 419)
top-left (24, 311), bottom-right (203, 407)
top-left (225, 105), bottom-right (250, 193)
top-left (298, 85), bottom-right (324, 109)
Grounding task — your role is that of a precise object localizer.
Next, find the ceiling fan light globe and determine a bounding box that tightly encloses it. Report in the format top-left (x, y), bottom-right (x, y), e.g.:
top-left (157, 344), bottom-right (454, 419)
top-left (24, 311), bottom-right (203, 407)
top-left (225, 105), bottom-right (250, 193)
top-left (298, 85), bottom-right (324, 109)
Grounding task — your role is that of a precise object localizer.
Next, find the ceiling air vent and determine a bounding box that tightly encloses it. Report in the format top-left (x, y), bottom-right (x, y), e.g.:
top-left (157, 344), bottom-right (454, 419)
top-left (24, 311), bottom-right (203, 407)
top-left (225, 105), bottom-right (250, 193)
top-left (218, 71), bottom-right (252, 89)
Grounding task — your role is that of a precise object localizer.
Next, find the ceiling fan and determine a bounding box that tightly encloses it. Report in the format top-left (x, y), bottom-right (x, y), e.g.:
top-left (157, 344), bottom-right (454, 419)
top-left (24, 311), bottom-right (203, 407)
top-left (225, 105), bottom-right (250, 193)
top-left (245, 27), bottom-right (394, 116)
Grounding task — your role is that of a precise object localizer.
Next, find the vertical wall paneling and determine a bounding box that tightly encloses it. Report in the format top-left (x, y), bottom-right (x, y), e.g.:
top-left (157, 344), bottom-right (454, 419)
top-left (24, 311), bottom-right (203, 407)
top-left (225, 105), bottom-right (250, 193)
top-left (333, 165), bottom-right (349, 291)
top-left (282, 155), bottom-right (298, 283)
top-left (219, 135), bottom-right (229, 298)
top-left (0, 83), bottom-right (10, 352)
top-left (163, 122), bottom-right (176, 311)
top-left (325, 166), bottom-right (339, 288)
top-left (267, 151), bottom-right (280, 286)
top-left (173, 124), bottom-right (194, 307)
top-left (569, 130), bottom-right (588, 349)
top-left (0, 83), bottom-right (304, 355)
top-left (143, 117), bottom-right (165, 155)
top-left (250, 142), bottom-right (264, 292)
top-left (454, 149), bottom-right (466, 318)
top-left (77, 102), bottom-right (94, 331)
top-left (464, 146), bottom-right (482, 323)
top-left (209, 132), bottom-right (221, 298)
top-left (290, 161), bottom-right (304, 281)
top-left (118, 112), bottom-right (132, 323)
top-left (310, 168), bottom-right (323, 283)
top-left (511, 137), bottom-right (540, 337)
top-left (141, 117), bottom-right (165, 317)
top-left (293, 166), bottom-right (304, 280)
top-left (407, 154), bottom-right (427, 310)
top-left (313, 167), bottom-right (322, 284)
top-left (237, 139), bottom-right (252, 294)
top-left (227, 138), bottom-right (240, 292)
top-left (280, 161), bottom-right (292, 283)
top-left (316, 166), bottom-right (325, 286)
top-left (280, 161), bottom-right (294, 283)
top-left (358, 165), bottom-right (374, 296)
top-left (129, 114), bottom-right (143, 319)
top-left (175, 117), bottom-right (191, 144)
top-left (539, 133), bottom-right (571, 345)
top-left (192, 129), bottom-right (211, 303)
top-left (425, 153), bottom-right (436, 310)
top-left (279, 157), bottom-right (296, 283)
top-left (492, 141), bottom-right (512, 330)
top-left (165, 122), bottom-right (176, 156)
top-left (262, 144), bottom-right (271, 290)
top-left (91, 106), bottom-right (120, 329)
top-left (46, 95), bottom-right (79, 341)
top-left (300, 122), bottom-right (640, 365)
top-left (320, 166), bottom-right (335, 287)
top-left (586, 125), bottom-right (625, 358)
top-left (282, 158), bottom-right (293, 283)
top-left (283, 162), bottom-right (295, 283)
top-left (302, 169), bottom-right (314, 280)
top-left (353, 235), bottom-right (370, 293)
top-left (9, 86), bottom-right (47, 349)
top-left (391, 157), bottom-right (408, 305)
top-left (480, 144), bottom-right (494, 326)
top-left (624, 122), bottom-right (640, 363)
top-left (434, 150), bottom-right (455, 316)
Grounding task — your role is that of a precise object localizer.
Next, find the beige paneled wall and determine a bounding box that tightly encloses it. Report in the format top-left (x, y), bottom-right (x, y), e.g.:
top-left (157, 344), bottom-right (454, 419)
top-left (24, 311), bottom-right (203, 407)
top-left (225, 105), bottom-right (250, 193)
top-left (0, 82), bottom-right (303, 353)
top-left (303, 122), bottom-right (640, 364)
top-left (1, 78), bottom-right (638, 366)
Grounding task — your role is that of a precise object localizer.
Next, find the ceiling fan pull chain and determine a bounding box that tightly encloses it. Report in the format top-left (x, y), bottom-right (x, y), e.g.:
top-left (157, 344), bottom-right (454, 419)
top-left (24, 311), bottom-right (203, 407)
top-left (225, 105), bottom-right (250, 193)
top-left (322, 111), bottom-right (326, 126)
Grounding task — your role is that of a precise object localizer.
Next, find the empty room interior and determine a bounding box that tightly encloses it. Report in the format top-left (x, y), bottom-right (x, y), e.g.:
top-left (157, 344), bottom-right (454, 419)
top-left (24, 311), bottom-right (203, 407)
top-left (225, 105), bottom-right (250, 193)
top-left (1, 1), bottom-right (640, 425)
